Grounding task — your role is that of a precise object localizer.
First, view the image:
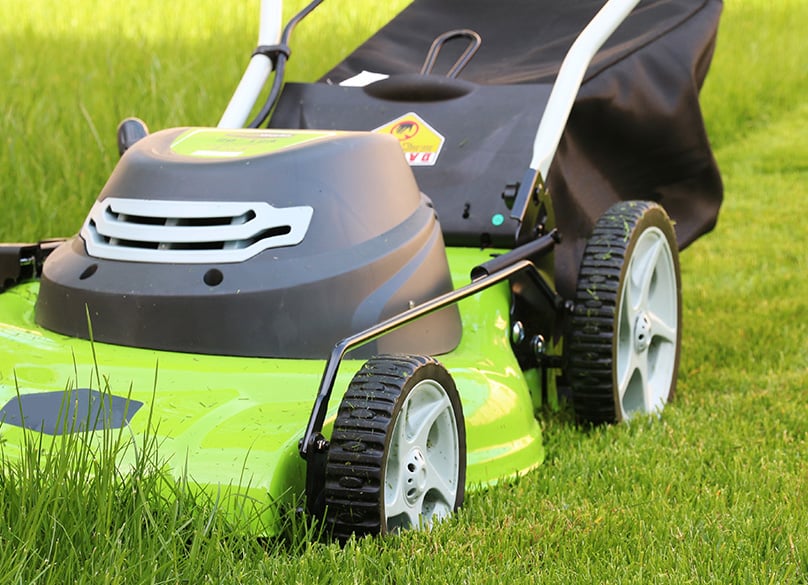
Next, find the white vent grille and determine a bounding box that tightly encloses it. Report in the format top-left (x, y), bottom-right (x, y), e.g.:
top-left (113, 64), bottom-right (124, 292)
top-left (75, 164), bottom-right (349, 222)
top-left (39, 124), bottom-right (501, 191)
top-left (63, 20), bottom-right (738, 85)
top-left (81, 198), bottom-right (313, 263)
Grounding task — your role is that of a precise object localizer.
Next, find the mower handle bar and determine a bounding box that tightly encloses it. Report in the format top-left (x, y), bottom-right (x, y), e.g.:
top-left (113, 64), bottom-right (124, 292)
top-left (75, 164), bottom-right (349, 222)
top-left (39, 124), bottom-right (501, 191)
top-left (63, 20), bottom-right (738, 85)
top-left (528, 0), bottom-right (642, 181)
top-left (217, 0), bottom-right (642, 187)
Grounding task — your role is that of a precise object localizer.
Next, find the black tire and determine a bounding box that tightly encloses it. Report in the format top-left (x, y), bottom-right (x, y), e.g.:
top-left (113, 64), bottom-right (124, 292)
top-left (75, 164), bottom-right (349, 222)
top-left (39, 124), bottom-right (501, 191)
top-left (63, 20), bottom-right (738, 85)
top-left (324, 355), bottom-right (466, 540)
top-left (567, 201), bottom-right (682, 424)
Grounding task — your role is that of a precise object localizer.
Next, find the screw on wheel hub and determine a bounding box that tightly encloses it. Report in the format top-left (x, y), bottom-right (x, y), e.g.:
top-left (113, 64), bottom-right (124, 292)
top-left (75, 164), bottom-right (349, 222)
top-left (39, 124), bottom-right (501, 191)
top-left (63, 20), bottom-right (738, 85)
top-left (634, 312), bottom-right (652, 353)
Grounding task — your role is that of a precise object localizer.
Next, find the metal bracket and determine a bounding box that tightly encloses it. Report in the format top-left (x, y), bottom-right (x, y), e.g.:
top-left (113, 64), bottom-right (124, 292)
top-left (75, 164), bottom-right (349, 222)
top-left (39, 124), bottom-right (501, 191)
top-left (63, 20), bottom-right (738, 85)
top-left (509, 168), bottom-right (546, 245)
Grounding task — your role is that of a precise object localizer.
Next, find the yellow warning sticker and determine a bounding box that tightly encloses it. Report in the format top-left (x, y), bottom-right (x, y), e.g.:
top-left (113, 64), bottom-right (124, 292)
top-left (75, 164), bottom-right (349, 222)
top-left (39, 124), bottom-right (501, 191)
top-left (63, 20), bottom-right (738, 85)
top-left (373, 112), bottom-right (445, 167)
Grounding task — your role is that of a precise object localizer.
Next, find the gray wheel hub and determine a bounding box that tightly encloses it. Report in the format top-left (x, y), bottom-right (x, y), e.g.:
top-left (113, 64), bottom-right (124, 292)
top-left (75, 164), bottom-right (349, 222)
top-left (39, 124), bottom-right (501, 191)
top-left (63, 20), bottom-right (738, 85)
top-left (404, 448), bottom-right (429, 504)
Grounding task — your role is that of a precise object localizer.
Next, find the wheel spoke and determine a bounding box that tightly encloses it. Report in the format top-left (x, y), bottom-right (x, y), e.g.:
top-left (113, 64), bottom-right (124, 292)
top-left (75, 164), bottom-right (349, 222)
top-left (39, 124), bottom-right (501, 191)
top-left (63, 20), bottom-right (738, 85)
top-left (405, 508), bottom-right (423, 530)
top-left (629, 236), bottom-right (664, 312)
top-left (394, 397), bottom-right (413, 449)
top-left (408, 392), bottom-right (451, 449)
top-left (637, 353), bottom-right (651, 411)
top-left (620, 284), bottom-right (641, 328)
top-left (647, 310), bottom-right (677, 344)
top-left (384, 494), bottom-right (422, 531)
top-left (616, 290), bottom-right (638, 391)
top-left (618, 346), bottom-right (650, 417)
top-left (384, 474), bottom-right (408, 518)
top-left (617, 345), bottom-right (641, 401)
top-left (423, 459), bottom-right (457, 504)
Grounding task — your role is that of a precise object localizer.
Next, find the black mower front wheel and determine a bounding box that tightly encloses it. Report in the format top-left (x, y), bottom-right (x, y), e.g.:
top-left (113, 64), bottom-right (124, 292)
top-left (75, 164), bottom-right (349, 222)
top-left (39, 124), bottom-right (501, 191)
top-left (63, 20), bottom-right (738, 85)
top-left (324, 355), bottom-right (466, 540)
top-left (567, 201), bottom-right (682, 424)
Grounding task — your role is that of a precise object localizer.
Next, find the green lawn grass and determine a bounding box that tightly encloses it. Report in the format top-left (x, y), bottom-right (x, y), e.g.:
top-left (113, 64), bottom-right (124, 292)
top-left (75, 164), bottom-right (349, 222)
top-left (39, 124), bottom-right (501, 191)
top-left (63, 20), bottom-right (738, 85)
top-left (1, 0), bottom-right (807, 583)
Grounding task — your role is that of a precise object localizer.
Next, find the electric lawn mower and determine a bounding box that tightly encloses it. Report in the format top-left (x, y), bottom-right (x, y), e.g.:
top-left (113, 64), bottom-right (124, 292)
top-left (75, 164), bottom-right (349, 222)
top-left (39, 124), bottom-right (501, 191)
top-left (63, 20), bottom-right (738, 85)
top-left (0, 0), bottom-right (722, 538)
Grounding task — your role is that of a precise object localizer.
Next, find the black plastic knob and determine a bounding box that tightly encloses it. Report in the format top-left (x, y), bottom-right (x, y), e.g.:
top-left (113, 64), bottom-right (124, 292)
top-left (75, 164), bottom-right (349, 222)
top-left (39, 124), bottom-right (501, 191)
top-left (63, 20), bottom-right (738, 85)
top-left (116, 117), bottom-right (149, 157)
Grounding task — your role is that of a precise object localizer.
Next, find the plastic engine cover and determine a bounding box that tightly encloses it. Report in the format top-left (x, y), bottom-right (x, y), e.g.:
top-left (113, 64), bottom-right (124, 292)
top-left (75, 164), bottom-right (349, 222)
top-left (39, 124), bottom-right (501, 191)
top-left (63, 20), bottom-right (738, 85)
top-left (35, 128), bottom-right (461, 359)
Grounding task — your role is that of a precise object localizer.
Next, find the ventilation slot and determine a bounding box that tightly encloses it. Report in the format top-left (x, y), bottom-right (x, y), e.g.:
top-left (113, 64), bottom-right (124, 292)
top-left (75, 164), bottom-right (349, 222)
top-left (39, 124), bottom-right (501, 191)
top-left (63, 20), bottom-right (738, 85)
top-left (81, 198), bottom-right (313, 264)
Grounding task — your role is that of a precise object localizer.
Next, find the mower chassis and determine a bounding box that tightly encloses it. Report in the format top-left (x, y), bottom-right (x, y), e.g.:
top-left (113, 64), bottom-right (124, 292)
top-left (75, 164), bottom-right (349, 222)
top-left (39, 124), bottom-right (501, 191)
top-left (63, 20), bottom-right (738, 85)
top-left (0, 0), bottom-right (691, 536)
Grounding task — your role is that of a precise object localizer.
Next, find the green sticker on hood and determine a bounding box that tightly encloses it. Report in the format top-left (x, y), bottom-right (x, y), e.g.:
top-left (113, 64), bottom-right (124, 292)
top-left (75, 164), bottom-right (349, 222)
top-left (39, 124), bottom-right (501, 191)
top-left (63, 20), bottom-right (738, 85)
top-left (170, 128), bottom-right (335, 158)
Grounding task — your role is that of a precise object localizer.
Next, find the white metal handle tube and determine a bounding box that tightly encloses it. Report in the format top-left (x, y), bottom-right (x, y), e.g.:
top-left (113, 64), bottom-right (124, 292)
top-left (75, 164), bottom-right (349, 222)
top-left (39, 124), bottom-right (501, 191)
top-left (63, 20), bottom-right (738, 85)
top-left (529, 0), bottom-right (642, 179)
top-left (218, 0), bottom-right (283, 128)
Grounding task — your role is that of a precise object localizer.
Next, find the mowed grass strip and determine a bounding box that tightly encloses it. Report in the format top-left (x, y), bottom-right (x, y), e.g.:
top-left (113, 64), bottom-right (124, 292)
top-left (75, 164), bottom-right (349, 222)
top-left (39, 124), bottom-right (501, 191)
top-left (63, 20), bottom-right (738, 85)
top-left (0, 0), bottom-right (806, 583)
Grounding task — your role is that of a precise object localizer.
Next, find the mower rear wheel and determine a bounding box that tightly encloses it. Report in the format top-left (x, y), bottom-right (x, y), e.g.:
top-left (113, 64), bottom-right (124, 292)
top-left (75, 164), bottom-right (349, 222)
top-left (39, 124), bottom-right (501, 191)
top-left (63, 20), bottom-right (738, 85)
top-left (324, 355), bottom-right (465, 539)
top-left (567, 201), bottom-right (681, 424)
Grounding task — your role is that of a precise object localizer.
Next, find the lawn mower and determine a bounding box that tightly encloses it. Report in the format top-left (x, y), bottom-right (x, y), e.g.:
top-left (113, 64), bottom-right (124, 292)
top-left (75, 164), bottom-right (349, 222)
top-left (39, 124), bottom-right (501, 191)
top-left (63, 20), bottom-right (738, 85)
top-left (0, 0), bottom-right (722, 538)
